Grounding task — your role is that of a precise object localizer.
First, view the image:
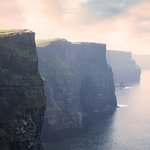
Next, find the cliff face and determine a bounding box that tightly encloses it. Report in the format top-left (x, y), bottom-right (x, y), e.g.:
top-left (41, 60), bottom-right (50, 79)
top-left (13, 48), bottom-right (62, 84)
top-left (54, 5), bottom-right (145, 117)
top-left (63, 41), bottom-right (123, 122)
top-left (0, 30), bottom-right (46, 150)
top-left (37, 39), bottom-right (117, 134)
top-left (37, 40), bottom-right (82, 132)
top-left (107, 50), bottom-right (141, 85)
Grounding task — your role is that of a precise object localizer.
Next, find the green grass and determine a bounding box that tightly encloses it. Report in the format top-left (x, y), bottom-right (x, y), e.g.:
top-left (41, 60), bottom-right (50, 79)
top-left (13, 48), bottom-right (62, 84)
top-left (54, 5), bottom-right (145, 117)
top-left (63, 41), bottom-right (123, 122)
top-left (3, 43), bottom-right (37, 61)
top-left (12, 45), bottom-right (37, 61)
top-left (36, 39), bottom-right (50, 47)
top-left (0, 29), bottom-right (30, 35)
top-left (0, 29), bottom-right (19, 34)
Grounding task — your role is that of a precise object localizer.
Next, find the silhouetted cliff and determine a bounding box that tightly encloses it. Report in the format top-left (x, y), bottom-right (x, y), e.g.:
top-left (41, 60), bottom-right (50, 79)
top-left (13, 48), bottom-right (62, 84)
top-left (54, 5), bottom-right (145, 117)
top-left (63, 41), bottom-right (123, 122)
top-left (37, 39), bottom-right (117, 138)
top-left (107, 50), bottom-right (141, 85)
top-left (0, 30), bottom-right (46, 150)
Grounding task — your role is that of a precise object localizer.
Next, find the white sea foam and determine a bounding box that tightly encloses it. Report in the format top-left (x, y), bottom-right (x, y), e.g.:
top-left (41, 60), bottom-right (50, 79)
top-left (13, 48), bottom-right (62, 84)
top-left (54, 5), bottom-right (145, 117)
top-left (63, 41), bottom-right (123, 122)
top-left (117, 104), bottom-right (128, 108)
top-left (123, 86), bottom-right (133, 90)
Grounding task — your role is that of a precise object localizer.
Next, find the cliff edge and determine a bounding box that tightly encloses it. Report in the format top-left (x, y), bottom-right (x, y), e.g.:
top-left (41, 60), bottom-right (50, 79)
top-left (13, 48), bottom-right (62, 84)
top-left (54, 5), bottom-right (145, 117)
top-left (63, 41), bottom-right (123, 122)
top-left (0, 30), bottom-right (46, 150)
top-left (37, 39), bottom-right (117, 138)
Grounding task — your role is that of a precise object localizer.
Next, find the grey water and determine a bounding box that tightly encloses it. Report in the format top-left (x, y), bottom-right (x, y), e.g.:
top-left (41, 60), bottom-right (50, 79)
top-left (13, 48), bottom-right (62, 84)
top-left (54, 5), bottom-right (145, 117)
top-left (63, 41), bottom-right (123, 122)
top-left (43, 70), bottom-right (150, 150)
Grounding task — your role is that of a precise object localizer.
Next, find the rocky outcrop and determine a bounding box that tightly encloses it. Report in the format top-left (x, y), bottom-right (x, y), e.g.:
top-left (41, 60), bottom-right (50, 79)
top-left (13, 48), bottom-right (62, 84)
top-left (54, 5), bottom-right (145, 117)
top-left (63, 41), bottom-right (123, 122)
top-left (37, 39), bottom-right (117, 136)
top-left (0, 30), bottom-right (46, 150)
top-left (107, 50), bottom-right (141, 85)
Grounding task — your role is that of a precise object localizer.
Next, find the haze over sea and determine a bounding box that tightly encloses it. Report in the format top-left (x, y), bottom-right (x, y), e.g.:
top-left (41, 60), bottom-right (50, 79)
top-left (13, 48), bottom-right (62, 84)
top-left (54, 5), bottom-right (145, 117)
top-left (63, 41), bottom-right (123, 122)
top-left (44, 70), bottom-right (150, 150)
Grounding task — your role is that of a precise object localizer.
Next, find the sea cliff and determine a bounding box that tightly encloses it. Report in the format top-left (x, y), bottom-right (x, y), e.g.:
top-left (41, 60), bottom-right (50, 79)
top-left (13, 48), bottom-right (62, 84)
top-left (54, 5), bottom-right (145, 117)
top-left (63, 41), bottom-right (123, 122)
top-left (0, 30), bottom-right (46, 150)
top-left (37, 39), bottom-right (117, 138)
top-left (107, 50), bottom-right (141, 85)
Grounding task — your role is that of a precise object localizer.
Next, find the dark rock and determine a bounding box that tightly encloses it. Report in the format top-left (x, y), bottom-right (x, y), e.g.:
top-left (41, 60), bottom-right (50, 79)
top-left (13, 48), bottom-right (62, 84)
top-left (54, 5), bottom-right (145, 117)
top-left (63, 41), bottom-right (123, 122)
top-left (0, 30), bottom-right (46, 150)
top-left (36, 39), bottom-right (117, 138)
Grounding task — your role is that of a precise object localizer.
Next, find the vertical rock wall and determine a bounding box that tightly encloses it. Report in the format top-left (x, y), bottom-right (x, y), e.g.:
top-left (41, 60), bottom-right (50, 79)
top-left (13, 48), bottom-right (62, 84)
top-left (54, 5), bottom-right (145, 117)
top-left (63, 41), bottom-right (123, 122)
top-left (0, 30), bottom-right (46, 150)
top-left (37, 39), bottom-right (117, 135)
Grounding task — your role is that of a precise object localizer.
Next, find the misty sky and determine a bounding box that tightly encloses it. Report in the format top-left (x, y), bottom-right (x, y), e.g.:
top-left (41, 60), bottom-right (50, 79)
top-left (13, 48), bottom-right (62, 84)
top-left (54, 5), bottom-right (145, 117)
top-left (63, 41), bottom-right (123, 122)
top-left (1, 0), bottom-right (150, 54)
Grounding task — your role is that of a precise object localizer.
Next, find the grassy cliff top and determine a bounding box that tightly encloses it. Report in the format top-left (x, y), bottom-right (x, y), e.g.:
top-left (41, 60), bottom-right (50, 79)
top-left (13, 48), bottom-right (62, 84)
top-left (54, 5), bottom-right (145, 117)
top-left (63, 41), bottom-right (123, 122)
top-left (36, 39), bottom-right (51, 47)
top-left (36, 38), bottom-right (106, 48)
top-left (0, 29), bottom-right (33, 36)
top-left (36, 38), bottom-right (67, 47)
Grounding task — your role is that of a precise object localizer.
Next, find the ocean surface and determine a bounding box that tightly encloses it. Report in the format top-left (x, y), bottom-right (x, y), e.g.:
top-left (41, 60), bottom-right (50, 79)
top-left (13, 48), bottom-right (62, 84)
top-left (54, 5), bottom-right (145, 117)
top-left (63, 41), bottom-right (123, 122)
top-left (43, 70), bottom-right (150, 150)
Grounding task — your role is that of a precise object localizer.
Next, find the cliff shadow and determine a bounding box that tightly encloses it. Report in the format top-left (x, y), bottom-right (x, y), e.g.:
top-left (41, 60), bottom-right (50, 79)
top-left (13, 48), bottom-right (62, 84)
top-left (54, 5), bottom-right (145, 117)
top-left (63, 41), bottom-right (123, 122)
top-left (41, 110), bottom-right (116, 143)
top-left (42, 110), bottom-right (116, 150)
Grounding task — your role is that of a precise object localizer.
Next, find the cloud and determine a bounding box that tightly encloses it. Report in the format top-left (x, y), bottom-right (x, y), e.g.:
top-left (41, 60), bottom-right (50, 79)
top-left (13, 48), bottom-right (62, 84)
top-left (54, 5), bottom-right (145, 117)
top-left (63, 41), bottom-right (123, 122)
top-left (19, 0), bottom-right (150, 54)
top-left (96, 0), bottom-right (150, 54)
top-left (80, 0), bottom-right (141, 23)
top-left (18, 0), bottom-right (88, 38)
top-left (0, 0), bottom-right (150, 54)
top-left (0, 0), bottom-right (25, 28)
